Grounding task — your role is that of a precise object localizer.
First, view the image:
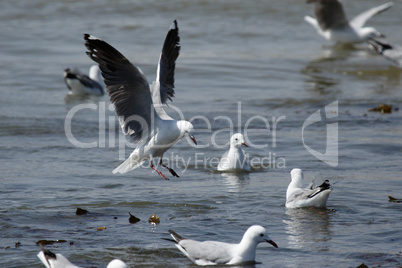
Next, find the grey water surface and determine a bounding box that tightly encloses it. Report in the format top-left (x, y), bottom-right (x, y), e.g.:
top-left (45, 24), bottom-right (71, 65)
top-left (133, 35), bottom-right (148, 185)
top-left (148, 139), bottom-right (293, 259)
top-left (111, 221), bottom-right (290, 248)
top-left (1, 0), bottom-right (401, 267)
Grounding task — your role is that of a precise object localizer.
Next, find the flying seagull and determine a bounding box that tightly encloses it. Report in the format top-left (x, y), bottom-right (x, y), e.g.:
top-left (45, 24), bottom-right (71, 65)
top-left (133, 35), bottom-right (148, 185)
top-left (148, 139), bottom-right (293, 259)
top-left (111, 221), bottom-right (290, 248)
top-left (286, 168), bottom-right (332, 208)
top-left (165, 225), bottom-right (278, 266)
top-left (37, 246), bottom-right (127, 268)
top-left (64, 65), bottom-right (105, 96)
top-left (84, 20), bottom-right (196, 180)
top-left (304, 0), bottom-right (393, 44)
top-left (217, 133), bottom-right (251, 172)
top-left (368, 39), bottom-right (402, 67)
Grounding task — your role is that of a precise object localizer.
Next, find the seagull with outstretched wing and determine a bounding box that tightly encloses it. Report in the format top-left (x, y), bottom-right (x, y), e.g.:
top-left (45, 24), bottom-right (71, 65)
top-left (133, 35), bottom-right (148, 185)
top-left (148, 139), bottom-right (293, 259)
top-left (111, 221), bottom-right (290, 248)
top-left (84, 20), bottom-right (196, 180)
top-left (305, 0), bottom-right (393, 44)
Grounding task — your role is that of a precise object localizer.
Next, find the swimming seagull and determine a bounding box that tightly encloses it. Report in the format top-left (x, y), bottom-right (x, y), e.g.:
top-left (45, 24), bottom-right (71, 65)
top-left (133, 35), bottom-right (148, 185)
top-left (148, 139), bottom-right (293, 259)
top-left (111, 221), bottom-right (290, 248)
top-left (217, 133), bottom-right (251, 172)
top-left (304, 0), bottom-right (393, 44)
top-left (37, 246), bottom-right (127, 268)
top-left (84, 20), bottom-right (196, 180)
top-left (368, 39), bottom-right (402, 67)
top-left (286, 168), bottom-right (332, 208)
top-left (165, 225), bottom-right (278, 266)
top-left (63, 65), bottom-right (105, 96)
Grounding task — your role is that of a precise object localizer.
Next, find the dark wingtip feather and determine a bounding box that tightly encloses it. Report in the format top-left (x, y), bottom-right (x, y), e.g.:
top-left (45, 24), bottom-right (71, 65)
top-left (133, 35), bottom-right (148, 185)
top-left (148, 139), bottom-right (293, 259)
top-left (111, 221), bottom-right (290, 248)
top-left (307, 180), bottom-right (331, 198)
top-left (168, 229), bottom-right (185, 243)
top-left (158, 20), bottom-right (180, 104)
top-left (318, 180), bottom-right (331, 190)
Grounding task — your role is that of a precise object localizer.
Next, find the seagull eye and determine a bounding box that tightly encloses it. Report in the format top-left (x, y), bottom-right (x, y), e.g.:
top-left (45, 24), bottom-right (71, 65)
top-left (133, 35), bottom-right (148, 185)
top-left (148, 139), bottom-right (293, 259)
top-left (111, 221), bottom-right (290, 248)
top-left (259, 233), bottom-right (264, 237)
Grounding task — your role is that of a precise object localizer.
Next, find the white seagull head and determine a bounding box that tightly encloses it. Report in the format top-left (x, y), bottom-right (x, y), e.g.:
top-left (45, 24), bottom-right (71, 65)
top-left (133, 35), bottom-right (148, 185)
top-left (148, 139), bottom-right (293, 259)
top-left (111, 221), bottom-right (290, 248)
top-left (230, 133), bottom-right (248, 148)
top-left (177, 120), bottom-right (197, 145)
top-left (290, 168), bottom-right (304, 188)
top-left (358, 27), bottom-right (384, 40)
top-left (243, 225), bottom-right (278, 248)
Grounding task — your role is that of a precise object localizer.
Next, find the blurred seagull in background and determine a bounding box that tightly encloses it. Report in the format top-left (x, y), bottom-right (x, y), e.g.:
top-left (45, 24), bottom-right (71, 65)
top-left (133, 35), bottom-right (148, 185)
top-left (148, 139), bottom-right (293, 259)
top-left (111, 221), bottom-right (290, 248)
top-left (217, 133), bottom-right (251, 172)
top-left (64, 65), bottom-right (105, 96)
top-left (165, 225), bottom-right (278, 266)
top-left (286, 168), bottom-right (332, 208)
top-left (304, 0), bottom-right (393, 44)
top-left (84, 20), bottom-right (196, 180)
top-left (37, 246), bottom-right (127, 268)
top-left (368, 39), bottom-right (402, 67)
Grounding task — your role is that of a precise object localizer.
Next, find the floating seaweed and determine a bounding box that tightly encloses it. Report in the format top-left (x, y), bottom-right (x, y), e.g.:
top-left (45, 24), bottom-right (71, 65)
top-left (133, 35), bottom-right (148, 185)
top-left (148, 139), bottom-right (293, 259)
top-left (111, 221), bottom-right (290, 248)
top-left (356, 263), bottom-right (368, 268)
top-left (148, 214), bottom-right (160, 225)
top-left (388, 196), bottom-right (402, 203)
top-left (369, 104), bottom-right (393, 114)
top-left (128, 212), bottom-right (140, 224)
top-left (76, 208), bottom-right (89, 215)
top-left (36, 240), bottom-right (68, 246)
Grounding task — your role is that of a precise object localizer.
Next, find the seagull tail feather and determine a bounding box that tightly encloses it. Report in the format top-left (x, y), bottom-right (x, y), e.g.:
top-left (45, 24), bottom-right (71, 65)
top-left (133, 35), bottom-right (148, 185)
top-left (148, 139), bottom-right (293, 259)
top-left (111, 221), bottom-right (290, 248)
top-left (112, 156), bottom-right (143, 174)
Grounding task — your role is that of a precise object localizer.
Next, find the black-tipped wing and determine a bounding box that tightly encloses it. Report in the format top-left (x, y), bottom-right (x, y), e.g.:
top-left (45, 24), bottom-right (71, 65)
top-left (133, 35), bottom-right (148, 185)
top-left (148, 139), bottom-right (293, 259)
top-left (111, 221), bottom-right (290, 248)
top-left (64, 68), bottom-right (103, 94)
top-left (38, 244), bottom-right (56, 268)
top-left (169, 229), bottom-right (185, 243)
top-left (84, 34), bottom-right (153, 141)
top-left (312, 0), bottom-right (349, 30)
top-left (308, 180), bottom-right (331, 198)
top-left (157, 20), bottom-right (180, 104)
top-left (369, 39), bottom-right (402, 67)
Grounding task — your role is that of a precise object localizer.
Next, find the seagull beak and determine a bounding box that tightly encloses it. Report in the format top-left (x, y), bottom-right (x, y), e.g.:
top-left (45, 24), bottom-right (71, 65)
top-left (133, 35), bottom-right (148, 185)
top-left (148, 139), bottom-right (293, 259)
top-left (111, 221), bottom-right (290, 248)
top-left (266, 239), bottom-right (278, 248)
top-left (242, 142), bottom-right (248, 147)
top-left (189, 135), bottom-right (197, 145)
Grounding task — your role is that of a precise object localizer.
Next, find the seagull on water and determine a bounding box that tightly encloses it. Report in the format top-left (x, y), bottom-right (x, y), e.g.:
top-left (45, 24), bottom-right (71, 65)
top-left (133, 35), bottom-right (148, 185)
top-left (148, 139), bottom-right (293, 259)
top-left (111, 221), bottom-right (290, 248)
top-left (286, 168), bottom-right (332, 208)
top-left (368, 39), bottom-right (402, 67)
top-left (84, 20), bottom-right (196, 180)
top-left (64, 65), bottom-right (105, 96)
top-left (166, 225), bottom-right (278, 266)
top-left (217, 133), bottom-right (251, 172)
top-left (304, 0), bottom-right (393, 44)
top-left (37, 246), bottom-right (127, 268)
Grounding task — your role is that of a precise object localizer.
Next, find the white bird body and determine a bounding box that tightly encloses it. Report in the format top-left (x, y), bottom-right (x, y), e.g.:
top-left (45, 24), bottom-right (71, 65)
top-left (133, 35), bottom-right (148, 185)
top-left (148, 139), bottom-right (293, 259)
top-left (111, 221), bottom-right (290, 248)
top-left (305, 0), bottom-right (393, 44)
top-left (37, 249), bottom-right (127, 268)
top-left (113, 119), bottom-right (193, 174)
top-left (64, 65), bottom-right (104, 96)
top-left (217, 133), bottom-right (251, 172)
top-left (85, 21), bottom-right (196, 180)
top-left (167, 225), bottom-right (278, 266)
top-left (37, 250), bottom-right (80, 268)
top-left (286, 168), bottom-right (332, 208)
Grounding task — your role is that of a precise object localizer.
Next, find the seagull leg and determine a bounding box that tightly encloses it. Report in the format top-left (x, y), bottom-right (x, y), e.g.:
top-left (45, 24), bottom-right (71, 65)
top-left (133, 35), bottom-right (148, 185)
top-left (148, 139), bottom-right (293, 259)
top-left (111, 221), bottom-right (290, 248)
top-left (159, 159), bottom-right (180, 178)
top-left (150, 160), bottom-right (169, 180)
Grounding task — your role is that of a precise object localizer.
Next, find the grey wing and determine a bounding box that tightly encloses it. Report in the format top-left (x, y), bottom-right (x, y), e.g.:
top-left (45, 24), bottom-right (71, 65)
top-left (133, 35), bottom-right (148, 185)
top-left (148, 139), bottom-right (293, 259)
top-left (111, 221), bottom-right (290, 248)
top-left (84, 34), bottom-right (154, 142)
top-left (64, 68), bottom-right (96, 90)
top-left (368, 39), bottom-right (402, 67)
top-left (180, 240), bottom-right (232, 264)
top-left (350, 2), bottom-right (393, 29)
top-left (74, 72), bottom-right (104, 94)
top-left (383, 46), bottom-right (402, 67)
top-left (313, 0), bottom-right (349, 30)
top-left (307, 180), bottom-right (331, 198)
top-left (305, 187), bottom-right (324, 198)
top-left (287, 188), bottom-right (306, 203)
top-left (82, 75), bottom-right (103, 92)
